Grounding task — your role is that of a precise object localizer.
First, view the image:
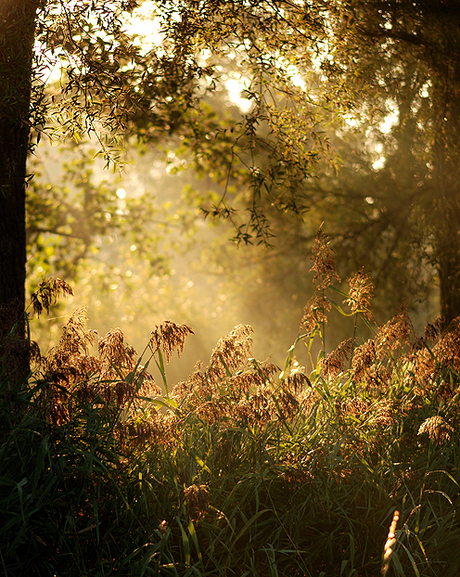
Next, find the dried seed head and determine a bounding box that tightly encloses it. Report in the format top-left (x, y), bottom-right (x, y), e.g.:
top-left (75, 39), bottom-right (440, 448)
top-left (149, 320), bottom-right (194, 363)
top-left (99, 328), bottom-right (136, 367)
top-left (301, 294), bottom-right (331, 334)
top-left (345, 270), bottom-right (374, 320)
top-left (44, 309), bottom-right (97, 381)
top-left (207, 324), bottom-right (253, 381)
top-left (352, 340), bottom-right (376, 380)
top-left (59, 308), bottom-right (97, 357)
top-left (322, 338), bottom-right (354, 379)
top-left (310, 228), bottom-right (341, 290)
top-left (432, 317), bottom-right (460, 373)
top-left (277, 390), bottom-right (300, 420)
top-left (423, 316), bottom-right (443, 342)
top-left (418, 415), bottom-right (454, 445)
top-left (232, 371), bottom-right (260, 395)
top-left (284, 371), bottom-right (312, 394)
top-left (31, 278), bottom-right (73, 317)
top-left (115, 381), bottom-right (134, 405)
top-left (184, 484), bottom-right (210, 519)
top-left (376, 304), bottom-right (412, 353)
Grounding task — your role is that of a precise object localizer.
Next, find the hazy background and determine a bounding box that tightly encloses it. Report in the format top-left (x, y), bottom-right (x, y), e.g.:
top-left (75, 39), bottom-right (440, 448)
top-left (25, 3), bottom-right (441, 386)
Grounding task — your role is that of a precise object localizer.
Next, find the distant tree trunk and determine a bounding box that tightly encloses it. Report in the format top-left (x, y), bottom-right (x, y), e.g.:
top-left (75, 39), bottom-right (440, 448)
top-left (435, 194), bottom-right (460, 327)
top-left (0, 0), bottom-right (38, 374)
top-left (433, 92), bottom-right (460, 327)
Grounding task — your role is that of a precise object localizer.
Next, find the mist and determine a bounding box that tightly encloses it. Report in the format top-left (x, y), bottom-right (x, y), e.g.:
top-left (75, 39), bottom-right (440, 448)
top-left (28, 138), bottom-right (315, 386)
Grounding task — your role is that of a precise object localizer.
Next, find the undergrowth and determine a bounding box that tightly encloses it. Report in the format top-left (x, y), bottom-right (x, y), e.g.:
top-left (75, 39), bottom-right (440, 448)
top-left (2, 231), bottom-right (460, 576)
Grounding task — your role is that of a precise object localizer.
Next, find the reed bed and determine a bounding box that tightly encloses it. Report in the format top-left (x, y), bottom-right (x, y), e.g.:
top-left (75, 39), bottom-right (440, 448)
top-left (2, 233), bottom-right (460, 575)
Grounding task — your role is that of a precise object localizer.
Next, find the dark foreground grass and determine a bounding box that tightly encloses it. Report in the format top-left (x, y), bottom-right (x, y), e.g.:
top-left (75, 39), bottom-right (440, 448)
top-left (2, 238), bottom-right (460, 576)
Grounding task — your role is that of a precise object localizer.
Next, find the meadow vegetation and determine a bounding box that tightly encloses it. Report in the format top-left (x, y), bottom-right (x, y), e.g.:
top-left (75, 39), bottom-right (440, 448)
top-left (2, 231), bottom-right (460, 576)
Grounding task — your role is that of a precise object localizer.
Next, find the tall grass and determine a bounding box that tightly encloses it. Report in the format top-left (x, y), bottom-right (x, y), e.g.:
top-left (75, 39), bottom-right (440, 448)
top-left (2, 233), bottom-right (460, 575)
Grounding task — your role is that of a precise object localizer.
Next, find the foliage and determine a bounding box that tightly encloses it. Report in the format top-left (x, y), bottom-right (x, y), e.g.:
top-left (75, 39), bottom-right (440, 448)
top-left (26, 141), bottom-right (195, 284)
top-left (2, 236), bottom-right (460, 575)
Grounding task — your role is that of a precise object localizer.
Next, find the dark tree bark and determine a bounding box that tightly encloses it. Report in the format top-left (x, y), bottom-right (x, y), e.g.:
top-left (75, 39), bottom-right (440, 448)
top-left (434, 145), bottom-right (460, 327)
top-left (0, 0), bottom-right (38, 374)
top-left (430, 40), bottom-right (460, 327)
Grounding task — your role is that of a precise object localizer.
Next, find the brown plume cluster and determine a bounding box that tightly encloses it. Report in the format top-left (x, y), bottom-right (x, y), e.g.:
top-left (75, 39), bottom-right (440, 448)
top-left (171, 324), bottom-right (311, 426)
top-left (26, 255), bottom-right (460, 461)
top-left (37, 310), bottom-right (160, 435)
top-left (31, 278), bottom-right (73, 317)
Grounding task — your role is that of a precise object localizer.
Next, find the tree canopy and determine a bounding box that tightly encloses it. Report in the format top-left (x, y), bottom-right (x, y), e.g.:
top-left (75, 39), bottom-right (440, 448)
top-left (2, 0), bottom-right (460, 372)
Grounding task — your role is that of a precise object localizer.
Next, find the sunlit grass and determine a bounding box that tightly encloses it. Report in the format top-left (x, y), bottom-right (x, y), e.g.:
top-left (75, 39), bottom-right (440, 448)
top-left (2, 233), bottom-right (460, 575)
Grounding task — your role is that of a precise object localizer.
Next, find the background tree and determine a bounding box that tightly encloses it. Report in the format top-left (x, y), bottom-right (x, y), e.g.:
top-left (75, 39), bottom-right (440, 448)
top-left (155, 0), bottom-right (460, 325)
top-left (321, 0), bottom-right (460, 324)
top-left (0, 0), bottom-right (39, 314)
top-left (5, 0), bottom-right (460, 377)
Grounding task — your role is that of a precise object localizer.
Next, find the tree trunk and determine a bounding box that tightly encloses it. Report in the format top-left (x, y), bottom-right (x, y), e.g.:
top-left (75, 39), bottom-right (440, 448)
top-left (433, 116), bottom-right (460, 327)
top-left (435, 202), bottom-right (460, 327)
top-left (0, 0), bottom-right (38, 374)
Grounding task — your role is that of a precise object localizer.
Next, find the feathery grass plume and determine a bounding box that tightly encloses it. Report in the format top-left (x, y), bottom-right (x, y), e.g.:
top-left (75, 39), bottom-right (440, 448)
top-left (418, 415), bottom-right (454, 445)
top-left (43, 308), bottom-right (98, 382)
top-left (345, 269), bottom-right (374, 320)
top-left (376, 303), bottom-right (413, 355)
top-left (120, 412), bottom-right (168, 447)
top-left (283, 370), bottom-right (312, 394)
top-left (99, 327), bottom-right (137, 368)
top-left (411, 316), bottom-right (444, 355)
top-left (30, 278), bottom-right (73, 317)
top-left (42, 315), bottom-right (160, 429)
top-left (381, 510), bottom-right (400, 576)
top-left (98, 328), bottom-right (160, 405)
top-left (301, 294), bottom-right (331, 334)
top-left (206, 324), bottom-right (253, 381)
top-left (277, 389), bottom-right (300, 420)
top-left (240, 385), bottom-right (277, 425)
top-left (424, 315), bottom-right (443, 342)
top-left (228, 360), bottom-right (280, 398)
top-left (408, 317), bottom-right (460, 395)
top-left (40, 311), bottom-right (98, 424)
top-left (309, 227), bottom-right (341, 290)
top-left (351, 339), bottom-right (377, 381)
top-left (149, 320), bottom-right (194, 363)
top-left (322, 337), bottom-right (354, 379)
top-left (432, 317), bottom-right (460, 373)
top-left (184, 484), bottom-right (210, 520)
top-left (232, 369), bottom-right (264, 395)
top-left (342, 396), bottom-right (397, 430)
top-left (58, 307), bottom-right (97, 357)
